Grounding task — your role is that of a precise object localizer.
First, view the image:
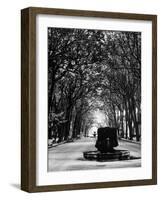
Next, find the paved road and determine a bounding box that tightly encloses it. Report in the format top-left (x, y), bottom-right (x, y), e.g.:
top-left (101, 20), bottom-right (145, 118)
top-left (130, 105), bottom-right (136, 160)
top-left (48, 137), bottom-right (141, 172)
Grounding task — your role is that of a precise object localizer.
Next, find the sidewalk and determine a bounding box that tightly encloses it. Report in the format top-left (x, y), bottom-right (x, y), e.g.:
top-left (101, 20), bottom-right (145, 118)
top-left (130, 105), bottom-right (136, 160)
top-left (119, 137), bottom-right (141, 145)
top-left (48, 138), bottom-right (75, 149)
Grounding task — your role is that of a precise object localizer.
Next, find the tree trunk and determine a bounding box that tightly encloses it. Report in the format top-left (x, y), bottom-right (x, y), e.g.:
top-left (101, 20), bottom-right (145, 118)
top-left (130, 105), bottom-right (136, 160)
top-left (131, 98), bottom-right (140, 141)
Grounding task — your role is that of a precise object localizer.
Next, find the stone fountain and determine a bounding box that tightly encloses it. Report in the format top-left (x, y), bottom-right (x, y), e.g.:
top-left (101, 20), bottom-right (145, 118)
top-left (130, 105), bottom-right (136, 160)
top-left (83, 127), bottom-right (130, 161)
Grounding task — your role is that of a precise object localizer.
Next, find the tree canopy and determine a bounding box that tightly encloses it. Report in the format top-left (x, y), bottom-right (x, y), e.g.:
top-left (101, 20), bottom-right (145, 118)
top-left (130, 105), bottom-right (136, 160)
top-left (48, 27), bottom-right (141, 142)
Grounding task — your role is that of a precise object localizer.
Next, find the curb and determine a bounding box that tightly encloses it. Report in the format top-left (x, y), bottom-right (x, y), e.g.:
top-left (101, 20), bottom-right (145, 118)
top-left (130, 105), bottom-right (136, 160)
top-left (119, 138), bottom-right (141, 145)
top-left (48, 139), bottom-right (77, 149)
top-left (48, 141), bottom-right (68, 149)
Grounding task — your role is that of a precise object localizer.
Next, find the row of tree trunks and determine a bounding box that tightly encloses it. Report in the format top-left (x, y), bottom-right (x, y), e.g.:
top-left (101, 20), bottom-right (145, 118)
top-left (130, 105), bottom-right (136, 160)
top-left (115, 98), bottom-right (141, 141)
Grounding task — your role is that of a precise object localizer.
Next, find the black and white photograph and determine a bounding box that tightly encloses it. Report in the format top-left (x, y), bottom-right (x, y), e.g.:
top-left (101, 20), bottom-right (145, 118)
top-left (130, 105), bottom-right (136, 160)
top-left (48, 27), bottom-right (141, 172)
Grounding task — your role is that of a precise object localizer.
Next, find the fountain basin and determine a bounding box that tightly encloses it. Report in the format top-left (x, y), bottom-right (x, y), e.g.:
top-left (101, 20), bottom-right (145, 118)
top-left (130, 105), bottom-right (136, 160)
top-left (83, 149), bottom-right (130, 161)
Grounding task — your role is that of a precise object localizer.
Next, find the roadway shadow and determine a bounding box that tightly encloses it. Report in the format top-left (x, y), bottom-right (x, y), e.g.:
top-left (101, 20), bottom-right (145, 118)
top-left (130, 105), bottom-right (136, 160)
top-left (77, 156), bottom-right (141, 162)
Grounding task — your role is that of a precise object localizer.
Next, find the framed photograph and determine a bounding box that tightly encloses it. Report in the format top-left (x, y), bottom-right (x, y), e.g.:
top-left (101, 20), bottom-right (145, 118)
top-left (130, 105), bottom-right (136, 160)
top-left (21, 7), bottom-right (157, 192)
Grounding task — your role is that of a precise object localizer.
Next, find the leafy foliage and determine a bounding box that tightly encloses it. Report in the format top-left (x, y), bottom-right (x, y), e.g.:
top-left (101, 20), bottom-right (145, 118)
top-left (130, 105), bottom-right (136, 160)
top-left (48, 27), bottom-right (141, 142)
